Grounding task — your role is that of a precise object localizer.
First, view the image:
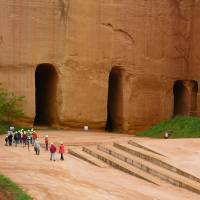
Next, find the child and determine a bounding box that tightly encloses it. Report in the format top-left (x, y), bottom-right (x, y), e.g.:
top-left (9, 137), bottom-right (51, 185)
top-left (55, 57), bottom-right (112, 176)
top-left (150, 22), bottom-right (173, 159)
top-left (59, 142), bottom-right (65, 160)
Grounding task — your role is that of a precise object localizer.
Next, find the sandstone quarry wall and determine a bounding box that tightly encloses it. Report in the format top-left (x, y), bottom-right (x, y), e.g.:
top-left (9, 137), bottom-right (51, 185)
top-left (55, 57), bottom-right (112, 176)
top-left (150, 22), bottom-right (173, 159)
top-left (189, 0), bottom-right (200, 116)
top-left (0, 0), bottom-right (198, 133)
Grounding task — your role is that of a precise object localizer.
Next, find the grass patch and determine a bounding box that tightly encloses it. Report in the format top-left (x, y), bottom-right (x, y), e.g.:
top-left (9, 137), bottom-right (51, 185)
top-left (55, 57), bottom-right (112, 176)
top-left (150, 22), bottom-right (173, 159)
top-left (137, 116), bottom-right (200, 138)
top-left (0, 174), bottom-right (32, 200)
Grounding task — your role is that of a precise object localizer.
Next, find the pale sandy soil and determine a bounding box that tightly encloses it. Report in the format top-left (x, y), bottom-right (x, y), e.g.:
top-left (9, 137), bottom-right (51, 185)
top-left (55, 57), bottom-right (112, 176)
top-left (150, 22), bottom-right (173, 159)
top-left (0, 130), bottom-right (200, 200)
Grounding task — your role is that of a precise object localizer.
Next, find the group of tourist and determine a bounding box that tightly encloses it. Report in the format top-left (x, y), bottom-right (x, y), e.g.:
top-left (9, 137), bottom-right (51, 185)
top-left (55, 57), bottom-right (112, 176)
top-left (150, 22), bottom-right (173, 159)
top-left (4, 126), bottom-right (65, 161)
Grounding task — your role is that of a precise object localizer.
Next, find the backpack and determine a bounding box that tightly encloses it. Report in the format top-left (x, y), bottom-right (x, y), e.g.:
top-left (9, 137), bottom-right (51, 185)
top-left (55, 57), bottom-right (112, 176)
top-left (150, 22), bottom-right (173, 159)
top-left (14, 134), bottom-right (19, 140)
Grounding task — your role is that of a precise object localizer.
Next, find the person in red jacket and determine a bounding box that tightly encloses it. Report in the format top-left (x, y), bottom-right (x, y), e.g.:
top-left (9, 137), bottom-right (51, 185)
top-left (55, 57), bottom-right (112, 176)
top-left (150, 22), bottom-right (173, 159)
top-left (59, 142), bottom-right (65, 160)
top-left (50, 143), bottom-right (56, 161)
top-left (32, 132), bottom-right (37, 145)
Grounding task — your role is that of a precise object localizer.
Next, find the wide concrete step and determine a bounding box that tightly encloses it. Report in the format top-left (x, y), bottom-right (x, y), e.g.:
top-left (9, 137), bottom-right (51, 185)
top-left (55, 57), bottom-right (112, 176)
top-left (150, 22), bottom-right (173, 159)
top-left (98, 145), bottom-right (200, 195)
top-left (68, 147), bottom-right (108, 168)
top-left (83, 146), bottom-right (162, 185)
top-left (128, 140), bottom-right (166, 157)
top-left (114, 142), bottom-right (200, 184)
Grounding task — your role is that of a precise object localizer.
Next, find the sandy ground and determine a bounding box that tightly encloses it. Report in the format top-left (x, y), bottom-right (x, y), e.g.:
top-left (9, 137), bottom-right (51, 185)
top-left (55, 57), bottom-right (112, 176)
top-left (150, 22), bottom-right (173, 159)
top-left (134, 137), bottom-right (200, 178)
top-left (0, 130), bottom-right (200, 200)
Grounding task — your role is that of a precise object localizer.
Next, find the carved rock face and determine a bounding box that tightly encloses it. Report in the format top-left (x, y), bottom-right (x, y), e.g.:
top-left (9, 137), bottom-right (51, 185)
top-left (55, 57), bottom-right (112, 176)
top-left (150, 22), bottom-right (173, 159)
top-left (0, 0), bottom-right (199, 133)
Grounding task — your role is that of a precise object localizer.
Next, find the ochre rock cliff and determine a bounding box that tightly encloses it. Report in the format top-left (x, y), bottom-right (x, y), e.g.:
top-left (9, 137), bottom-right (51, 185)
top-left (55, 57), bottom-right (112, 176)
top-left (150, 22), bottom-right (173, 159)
top-left (0, 0), bottom-right (199, 133)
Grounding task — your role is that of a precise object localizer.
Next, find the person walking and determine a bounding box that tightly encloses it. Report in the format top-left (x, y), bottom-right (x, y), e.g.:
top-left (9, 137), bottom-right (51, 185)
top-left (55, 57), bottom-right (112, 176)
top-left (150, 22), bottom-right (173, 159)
top-left (19, 130), bottom-right (23, 144)
top-left (8, 133), bottom-right (13, 146)
top-left (44, 135), bottom-right (49, 151)
top-left (22, 132), bottom-right (27, 148)
top-left (17, 131), bottom-right (21, 145)
top-left (59, 142), bottom-right (65, 160)
top-left (32, 131), bottom-right (37, 145)
top-left (50, 143), bottom-right (56, 161)
top-left (34, 138), bottom-right (40, 155)
top-left (27, 134), bottom-right (31, 151)
top-left (5, 136), bottom-right (8, 146)
top-left (14, 131), bottom-right (20, 147)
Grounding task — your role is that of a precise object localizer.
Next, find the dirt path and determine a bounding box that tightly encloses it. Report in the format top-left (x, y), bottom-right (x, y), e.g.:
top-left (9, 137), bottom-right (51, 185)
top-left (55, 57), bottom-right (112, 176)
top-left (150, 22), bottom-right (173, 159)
top-left (0, 131), bottom-right (200, 200)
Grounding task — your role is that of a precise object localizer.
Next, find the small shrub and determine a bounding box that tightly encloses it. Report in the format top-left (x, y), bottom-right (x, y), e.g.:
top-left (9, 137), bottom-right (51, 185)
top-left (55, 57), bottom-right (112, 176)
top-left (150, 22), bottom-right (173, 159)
top-left (0, 88), bottom-right (25, 134)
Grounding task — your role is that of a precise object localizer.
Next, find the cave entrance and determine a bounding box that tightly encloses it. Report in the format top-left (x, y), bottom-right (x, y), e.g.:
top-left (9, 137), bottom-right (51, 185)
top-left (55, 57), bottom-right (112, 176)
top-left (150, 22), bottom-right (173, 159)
top-left (34, 64), bottom-right (58, 126)
top-left (173, 80), bottom-right (188, 116)
top-left (106, 67), bottom-right (123, 132)
top-left (191, 81), bottom-right (198, 115)
top-left (173, 80), bottom-right (198, 116)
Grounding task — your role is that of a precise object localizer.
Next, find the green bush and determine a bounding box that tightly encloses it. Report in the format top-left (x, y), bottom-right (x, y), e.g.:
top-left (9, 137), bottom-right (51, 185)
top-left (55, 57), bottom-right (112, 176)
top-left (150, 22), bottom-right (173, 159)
top-left (0, 88), bottom-right (25, 134)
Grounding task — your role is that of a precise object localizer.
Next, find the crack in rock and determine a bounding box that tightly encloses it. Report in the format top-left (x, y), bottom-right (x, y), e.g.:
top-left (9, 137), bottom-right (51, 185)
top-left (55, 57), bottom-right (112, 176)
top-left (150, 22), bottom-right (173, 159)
top-left (101, 23), bottom-right (135, 45)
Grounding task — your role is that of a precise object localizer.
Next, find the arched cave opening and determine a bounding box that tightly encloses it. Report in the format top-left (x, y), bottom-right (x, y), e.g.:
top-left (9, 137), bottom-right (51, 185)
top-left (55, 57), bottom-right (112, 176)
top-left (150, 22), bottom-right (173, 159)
top-left (106, 67), bottom-right (123, 132)
top-left (191, 81), bottom-right (198, 114)
top-left (34, 64), bottom-right (58, 126)
top-left (173, 80), bottom-right (188, 116)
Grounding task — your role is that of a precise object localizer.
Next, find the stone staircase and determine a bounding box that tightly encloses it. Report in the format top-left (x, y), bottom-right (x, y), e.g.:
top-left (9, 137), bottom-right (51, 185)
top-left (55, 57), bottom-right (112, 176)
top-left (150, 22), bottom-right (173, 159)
top-left (68, 147), bottom-right (108, 168)
top-left (68, 140), bottom-right (200, 195)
